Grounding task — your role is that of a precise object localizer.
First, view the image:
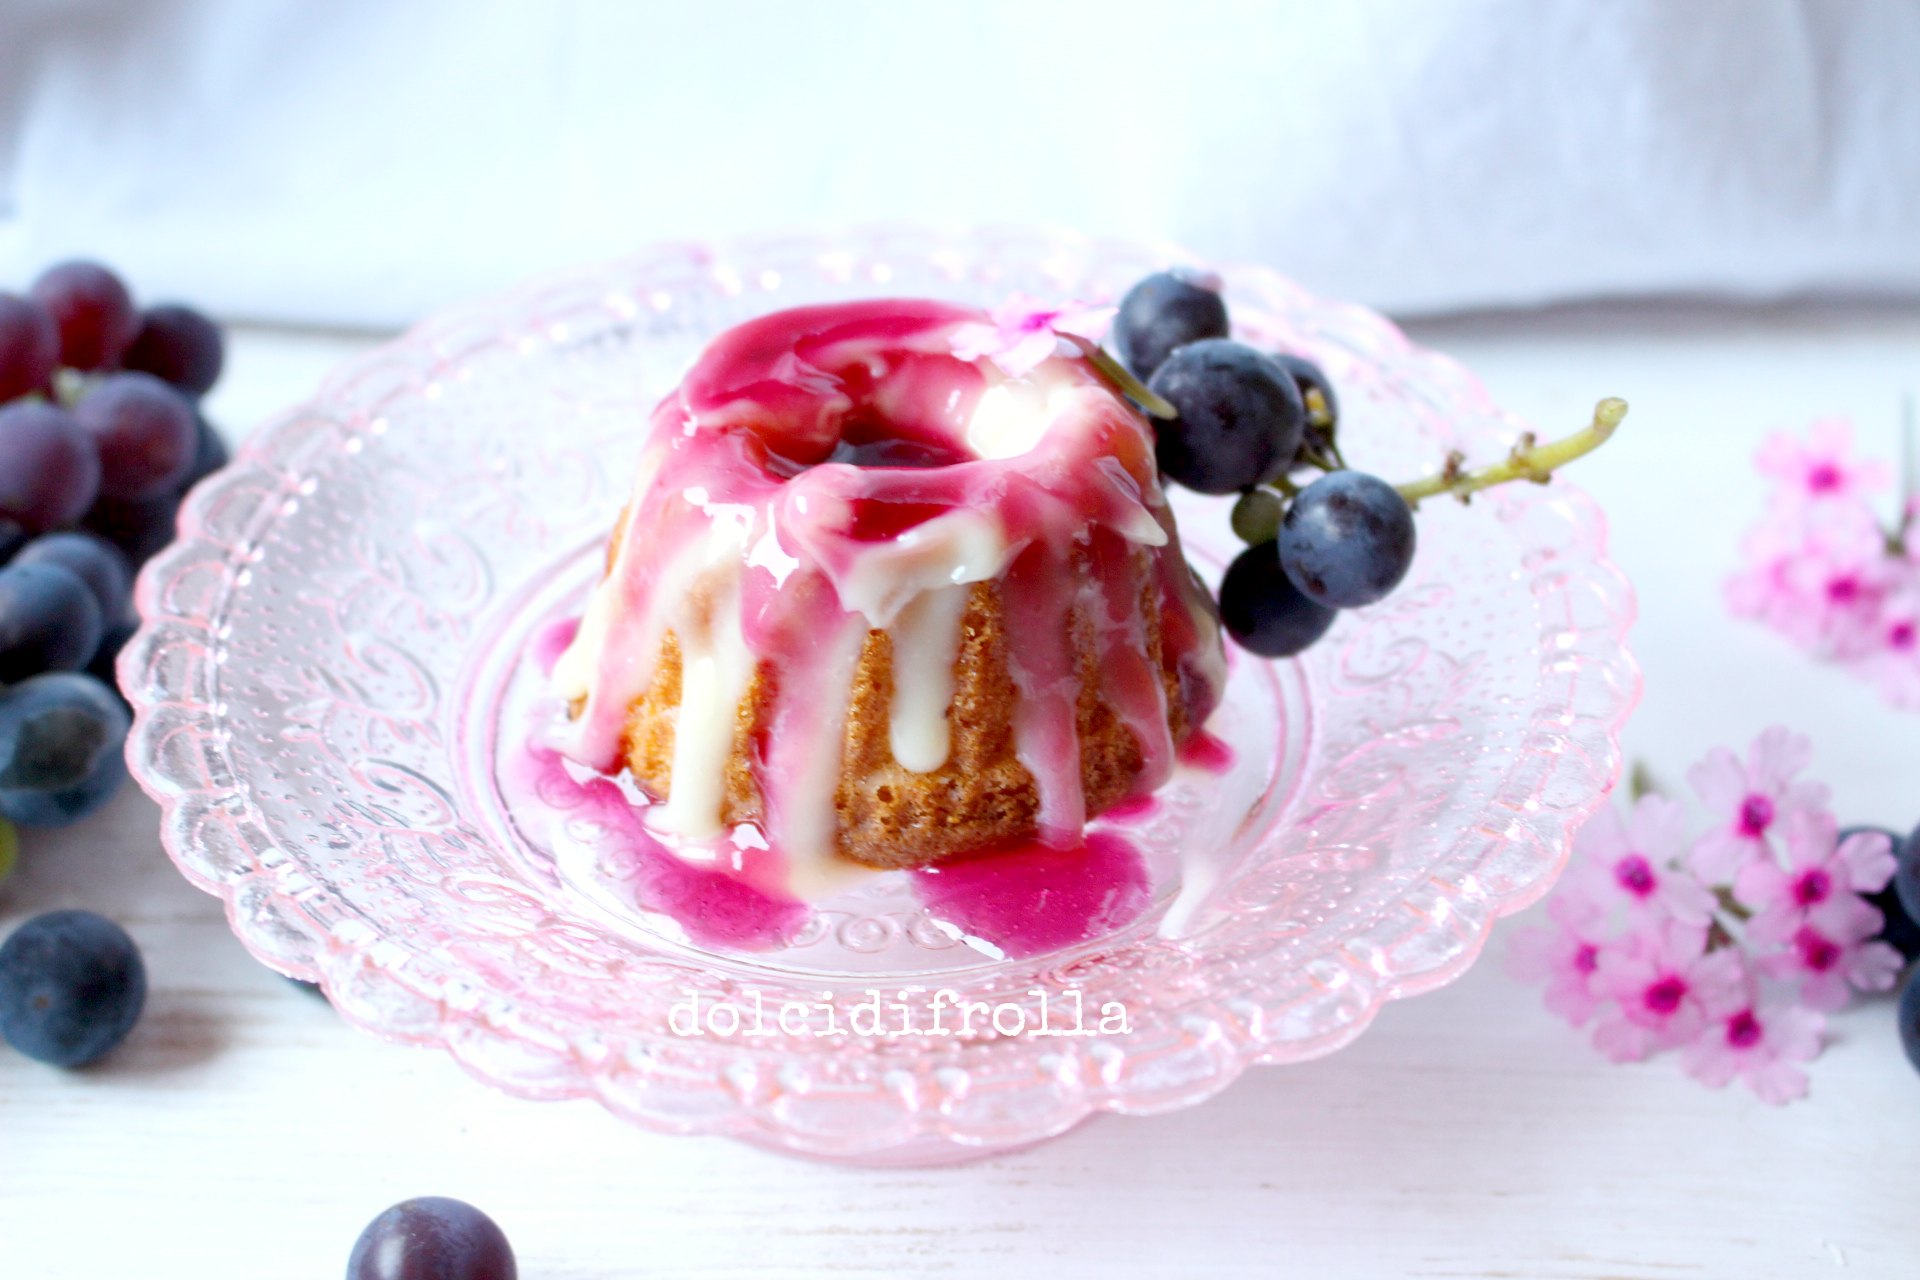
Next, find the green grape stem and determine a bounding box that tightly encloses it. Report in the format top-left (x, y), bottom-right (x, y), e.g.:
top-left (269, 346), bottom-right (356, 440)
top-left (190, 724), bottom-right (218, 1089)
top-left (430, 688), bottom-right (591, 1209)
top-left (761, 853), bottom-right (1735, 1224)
top-left (1393, 397), bottom-right (1627, 509)
top-left (1626, 759), bottom-right (1662, 803)
top-left (1073, 337), bottom-right (1179, 419)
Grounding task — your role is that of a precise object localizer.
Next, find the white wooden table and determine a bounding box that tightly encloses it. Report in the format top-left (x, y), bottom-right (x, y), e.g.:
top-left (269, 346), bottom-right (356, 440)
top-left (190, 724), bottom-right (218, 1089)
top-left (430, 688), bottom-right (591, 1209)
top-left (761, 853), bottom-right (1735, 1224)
top-left (3, 301), bottom-right (1917, 1279)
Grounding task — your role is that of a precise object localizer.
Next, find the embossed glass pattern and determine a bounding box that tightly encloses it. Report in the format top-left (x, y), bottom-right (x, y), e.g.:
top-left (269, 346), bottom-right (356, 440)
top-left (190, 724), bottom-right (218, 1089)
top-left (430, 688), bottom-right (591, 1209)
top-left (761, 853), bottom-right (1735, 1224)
top-left (123, 227), bottom-right (1637, 1162)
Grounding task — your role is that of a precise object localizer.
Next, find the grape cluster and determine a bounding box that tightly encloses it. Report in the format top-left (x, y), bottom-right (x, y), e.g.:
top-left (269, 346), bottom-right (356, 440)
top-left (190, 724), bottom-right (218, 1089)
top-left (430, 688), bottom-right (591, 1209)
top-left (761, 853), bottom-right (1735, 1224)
top-left (1111, 271), bottom-right (1415, 657)
top-left (0, 260), bottom-right (229, 835)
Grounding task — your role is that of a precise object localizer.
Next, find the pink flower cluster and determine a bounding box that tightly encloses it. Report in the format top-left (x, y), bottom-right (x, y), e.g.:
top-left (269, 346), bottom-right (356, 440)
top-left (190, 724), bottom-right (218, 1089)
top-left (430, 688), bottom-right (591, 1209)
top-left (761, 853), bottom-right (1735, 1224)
top-left (1510, 727), bottom-right (1904, 1104)
top-left (1726, 418), bottom-right (1920, 706)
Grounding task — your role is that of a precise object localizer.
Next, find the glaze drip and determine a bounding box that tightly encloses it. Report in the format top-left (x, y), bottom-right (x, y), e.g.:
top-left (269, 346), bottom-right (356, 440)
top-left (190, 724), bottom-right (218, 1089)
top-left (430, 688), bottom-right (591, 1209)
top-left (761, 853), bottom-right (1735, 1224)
top-left (551, 298), bottom-right (1226, 885)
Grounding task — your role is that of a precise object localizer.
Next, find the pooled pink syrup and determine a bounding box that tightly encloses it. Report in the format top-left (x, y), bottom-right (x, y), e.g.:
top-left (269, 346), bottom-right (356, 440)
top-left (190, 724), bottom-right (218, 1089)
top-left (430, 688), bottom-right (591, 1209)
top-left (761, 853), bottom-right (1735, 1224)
top-left (1102, 793), bottom-right (1162, 823)
top-left (530, 618), bottom-right (1159, 957)
top-left (517, 737), bottom-right (808, 951)
top-left (1179, 729), bottom-right (1234, 775)
top-left (910, 830), bottom-right (1152, 959)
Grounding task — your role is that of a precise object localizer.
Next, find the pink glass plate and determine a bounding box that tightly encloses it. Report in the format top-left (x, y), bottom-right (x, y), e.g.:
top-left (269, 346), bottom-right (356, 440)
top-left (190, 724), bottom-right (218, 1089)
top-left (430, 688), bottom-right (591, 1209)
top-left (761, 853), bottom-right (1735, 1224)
top-left (122, 226), bottom-right (1638, 1164)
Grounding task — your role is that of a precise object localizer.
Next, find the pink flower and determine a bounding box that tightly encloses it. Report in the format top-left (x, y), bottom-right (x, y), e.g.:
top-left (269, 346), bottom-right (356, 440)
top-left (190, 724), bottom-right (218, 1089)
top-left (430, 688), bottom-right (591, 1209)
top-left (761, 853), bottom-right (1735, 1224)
top-left (1735, 812), bottom-right (1897, 933)
top-left (1507, 895), bottom-right (1613, 1027)
top-left (1726, 514), bottom-right (1894, 658)
top-left (949, 296), bottom-right (1116, 379)
top-left (1755, 417), bottom-right (1891, 506)
top-left (1679, 996), bottom-right (1825, 1105)
top-left (1784, 533), bottom-right (1897, 659)
top-left (1561, 795), bottom-right (1715, 925)
top-left (1843, 590), bottom-right (1920, 708)
top-left (1686, 727), bottom-right (1830, 882)
top-left (1589, 921), bottom-right (1743, 1062)
top-left (1750, 895), bottom-right (1904, 1011)
top-left (1724, 516), bottom-right (1804, 628)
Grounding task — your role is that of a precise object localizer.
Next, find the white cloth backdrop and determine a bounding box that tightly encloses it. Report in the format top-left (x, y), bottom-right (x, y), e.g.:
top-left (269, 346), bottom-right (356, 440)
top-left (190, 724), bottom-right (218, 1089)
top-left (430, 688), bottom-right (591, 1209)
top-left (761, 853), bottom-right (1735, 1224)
top-left (1, 0), bottom-right (1916, 327)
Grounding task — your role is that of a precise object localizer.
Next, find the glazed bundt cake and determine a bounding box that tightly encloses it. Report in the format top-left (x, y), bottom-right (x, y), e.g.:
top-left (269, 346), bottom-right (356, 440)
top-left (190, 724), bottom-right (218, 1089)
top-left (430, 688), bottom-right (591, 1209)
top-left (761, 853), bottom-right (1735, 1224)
top-left (549, 298), bottom-right (1225, 879)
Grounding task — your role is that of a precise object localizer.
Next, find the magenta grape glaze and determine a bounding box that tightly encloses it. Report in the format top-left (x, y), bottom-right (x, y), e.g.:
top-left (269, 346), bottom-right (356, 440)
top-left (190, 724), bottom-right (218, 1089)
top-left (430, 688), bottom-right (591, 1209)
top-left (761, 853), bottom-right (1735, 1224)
top-left (120, 227), bottom-right (1638, 1164)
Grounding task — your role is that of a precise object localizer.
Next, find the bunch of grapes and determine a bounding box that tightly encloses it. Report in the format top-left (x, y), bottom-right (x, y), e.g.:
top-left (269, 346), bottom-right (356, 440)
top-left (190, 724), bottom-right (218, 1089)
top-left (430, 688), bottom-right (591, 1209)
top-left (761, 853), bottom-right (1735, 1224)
top-left (1106, 270), bottom-right (1621, 657)
top-left (0, 260), bottom-right (228, 841)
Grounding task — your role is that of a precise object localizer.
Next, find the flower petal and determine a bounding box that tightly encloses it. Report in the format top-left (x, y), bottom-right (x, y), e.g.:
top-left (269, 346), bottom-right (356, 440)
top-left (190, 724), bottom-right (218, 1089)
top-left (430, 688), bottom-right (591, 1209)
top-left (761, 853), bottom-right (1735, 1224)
top-left (1748, 725), bottom-right (1813, 790)
top-left (1835, 829), bottom-right (1897, 893)
top-left (1687, 747), bottom-right (1748, 810)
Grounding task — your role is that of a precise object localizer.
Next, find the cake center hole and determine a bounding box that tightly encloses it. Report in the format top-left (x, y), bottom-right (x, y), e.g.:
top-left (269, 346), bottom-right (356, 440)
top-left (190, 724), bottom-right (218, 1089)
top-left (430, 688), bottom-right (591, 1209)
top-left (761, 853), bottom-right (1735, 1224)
top-left (825, 411), bottom-right (972, 470)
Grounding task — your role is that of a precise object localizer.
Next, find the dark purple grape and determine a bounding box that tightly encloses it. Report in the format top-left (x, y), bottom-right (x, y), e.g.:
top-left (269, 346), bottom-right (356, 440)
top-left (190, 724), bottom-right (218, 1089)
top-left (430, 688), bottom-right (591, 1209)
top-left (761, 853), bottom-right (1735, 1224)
top-left (0, 563), bottom-right (103, 682)
top-left (1275, 352), bottom-right (1337, 423)
top-left (0, 909), bottom-right (145, 1067)
top-left (1278, 471), bottom-right (1417, 608)
top-left (13, 532), bottom-right (132, 627)
top-left (1901, 966), bottom-right (1920, 1074)
top-left (82, 490), bottom-right (180, 565)
top-left (73, 372), bottom-right (198, 500)
top-left (181, 412), bottom-right (230, 490)
top-left (0, 292), bottom-right (60, 403)
top-left (1218, 540), bottom-right (1338, 657)
top-left (0, 672), bottom-right (129, 826)
top-left (1275, 351), bottom-right (1339, 466)
top-left (29, 261), bottom-right (140, 372)
top-left (122, 304), bottom-right (225, 397)
top-left (1897, 821), bottom-right (1920, 942)
top-left (0, 401), bottom-right (101, 532)
top-left (1840, 826), bottom-right (1920, 961)
top-left (1146, 340), bottom-right (1304, 495)
top-left (1113, 269), bottom-right (1230, 382)
top-left (348, 1197), bottom-right (517, 1280)
top-left (87, 619), bottom-right (136, 708)
top-left (0, 518), bottom-right (25, 566)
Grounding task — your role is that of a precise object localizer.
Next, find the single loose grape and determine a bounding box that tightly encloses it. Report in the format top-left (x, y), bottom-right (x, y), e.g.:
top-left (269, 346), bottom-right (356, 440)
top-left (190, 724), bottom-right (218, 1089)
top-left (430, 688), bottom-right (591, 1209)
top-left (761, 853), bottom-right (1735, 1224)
top-left (0, 909), bottom-right (146, 1067)
top-left (1277, 471), bottom-right (1417, 608)
top-left (347, 1197), bottom-right (517, 1280)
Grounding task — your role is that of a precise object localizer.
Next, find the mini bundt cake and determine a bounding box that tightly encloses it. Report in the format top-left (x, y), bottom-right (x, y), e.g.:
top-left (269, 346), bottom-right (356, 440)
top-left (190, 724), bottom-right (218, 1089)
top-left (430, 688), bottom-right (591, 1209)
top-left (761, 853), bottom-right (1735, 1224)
top-left (549, 298), bottom-right (1225, 880)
